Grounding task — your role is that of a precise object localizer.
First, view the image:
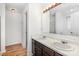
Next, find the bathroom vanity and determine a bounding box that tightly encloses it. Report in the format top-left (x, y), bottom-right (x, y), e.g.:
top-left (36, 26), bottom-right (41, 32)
top-left (32, 39), bottom-right (62, 56)
top-left (32, 33), bottom-right (79, 56)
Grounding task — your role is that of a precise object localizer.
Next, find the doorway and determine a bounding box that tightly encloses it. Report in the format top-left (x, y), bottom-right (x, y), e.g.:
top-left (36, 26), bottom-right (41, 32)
top-left (0, 16), bottom-right (1, 52)
top-left (26, 12), bottom-right (27, 49)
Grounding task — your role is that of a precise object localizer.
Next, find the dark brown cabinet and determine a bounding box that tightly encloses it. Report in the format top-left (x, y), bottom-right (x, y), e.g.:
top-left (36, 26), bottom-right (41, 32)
top-left (32, 39), bottom-right (62, 56)
top-left (42, 45), bottom-right (54, 56)
top-left (32, 39), bottom-right (43, 56)
top-left (35, 41), bottom-right (43, 56)
top-left (54, 52), bottom-right (63, 56)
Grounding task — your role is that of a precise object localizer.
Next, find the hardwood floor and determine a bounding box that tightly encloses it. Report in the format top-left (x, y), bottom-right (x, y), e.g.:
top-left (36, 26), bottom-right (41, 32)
top-left (0, 53), bottom-right (2, 56)
top-left (2, 43), bottom-right (27, 56)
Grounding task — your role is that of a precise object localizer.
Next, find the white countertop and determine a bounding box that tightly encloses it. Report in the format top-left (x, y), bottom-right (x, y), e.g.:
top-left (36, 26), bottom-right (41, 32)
top-left (32, 33), bottom-right (79, 56)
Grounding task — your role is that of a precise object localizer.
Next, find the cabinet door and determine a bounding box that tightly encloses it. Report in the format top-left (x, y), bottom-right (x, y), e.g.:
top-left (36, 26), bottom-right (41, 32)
top-left (43, 46), bottom-right (54, 56)
top-left (42, 51), bottom-right (50, 56)
top-left (32, 39), bottom-right (35, 55)
top-left (54, 52), bottom-right (62, 56)
top-left (33, 40), bottom-right (43, 56)
top-left (35, 46), bottom-right (42, 56)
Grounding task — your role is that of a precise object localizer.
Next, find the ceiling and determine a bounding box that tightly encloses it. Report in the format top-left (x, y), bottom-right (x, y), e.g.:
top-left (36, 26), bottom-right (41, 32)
top-left (40, 3), bottom-right (50, 9)
top-left (6, 3), bottom-right (50, 13)
top-left (6, 3), bottom-right (27, 13)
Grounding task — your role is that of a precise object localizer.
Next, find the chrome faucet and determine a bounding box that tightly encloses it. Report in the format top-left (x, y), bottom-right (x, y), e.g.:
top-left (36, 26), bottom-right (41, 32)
top-left (42, 36), bottom-right (46, 38)
top-left (61, 40), bottom-right (68, 44)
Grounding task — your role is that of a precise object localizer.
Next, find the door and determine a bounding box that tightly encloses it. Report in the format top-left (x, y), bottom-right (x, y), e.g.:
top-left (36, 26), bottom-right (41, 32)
top-left (23, 12), bottom-right (27, 49)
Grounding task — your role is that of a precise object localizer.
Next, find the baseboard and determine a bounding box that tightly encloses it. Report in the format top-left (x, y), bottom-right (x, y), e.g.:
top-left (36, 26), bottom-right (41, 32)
top-left (5, 42), bottom-right (22, 46)
top-left (5, 43), bottom-right (22, 48)
top-left (26, 50), bottom-right (32, 56)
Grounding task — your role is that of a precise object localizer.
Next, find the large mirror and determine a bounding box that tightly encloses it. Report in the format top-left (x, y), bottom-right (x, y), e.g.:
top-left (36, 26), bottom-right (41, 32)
top-left (42, 3), bottom-right (79, 36)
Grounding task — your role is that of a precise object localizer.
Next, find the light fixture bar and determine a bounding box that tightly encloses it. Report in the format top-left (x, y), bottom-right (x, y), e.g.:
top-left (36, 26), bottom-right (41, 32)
top-left (43, 3), bottom-right (61, 13)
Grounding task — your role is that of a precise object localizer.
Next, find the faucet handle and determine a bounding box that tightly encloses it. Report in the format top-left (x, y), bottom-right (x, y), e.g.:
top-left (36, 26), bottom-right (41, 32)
top-left (61, 40), bottom-right (68, 44)
top-left (42, 36), bottom-right (46, 38)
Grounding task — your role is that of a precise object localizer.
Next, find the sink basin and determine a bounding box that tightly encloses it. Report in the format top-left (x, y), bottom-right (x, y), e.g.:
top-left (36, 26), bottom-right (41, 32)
top-left (39, 36), bottom-right (74, 51)
top-left (53, 42), bottom-right (74, 51)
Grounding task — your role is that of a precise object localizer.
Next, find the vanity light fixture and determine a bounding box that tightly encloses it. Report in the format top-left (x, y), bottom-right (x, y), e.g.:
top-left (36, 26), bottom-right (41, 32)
top-left (43, 3), bottom-right (61, 13)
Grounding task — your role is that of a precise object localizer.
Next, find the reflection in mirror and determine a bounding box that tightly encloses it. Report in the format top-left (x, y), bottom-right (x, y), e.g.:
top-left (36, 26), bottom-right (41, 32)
top-left (50, 13), bottom-right (56, 33)
top-left (42, 3), bottom-right (79, 36)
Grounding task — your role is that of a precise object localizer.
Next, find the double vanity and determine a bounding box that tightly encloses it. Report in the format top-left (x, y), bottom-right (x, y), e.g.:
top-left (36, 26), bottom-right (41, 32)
top-left (31, 3), bottom-right (79, 56)
top-left (32, 33), bottom-right (79, 56)
top-left (32, 39), bottom-right (63, 56)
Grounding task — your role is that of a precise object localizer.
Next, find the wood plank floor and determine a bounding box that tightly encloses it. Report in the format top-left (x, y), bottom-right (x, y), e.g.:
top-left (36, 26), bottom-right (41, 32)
top-left (2, 43), bottom-right (27, 56)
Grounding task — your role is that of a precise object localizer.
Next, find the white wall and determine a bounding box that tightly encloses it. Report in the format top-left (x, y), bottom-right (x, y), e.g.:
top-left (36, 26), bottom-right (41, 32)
top-left (23, 3), bottom-right (42, 55)
top-left (5, 7), bottom-right (23, 46)
top-left (29, 4), bottom-right (42, 35)
top-left (22, 5), bottom-right (28, 48)
top-left (0, 3), bottom-right (6, 52)
top-left (42, 11), bottom-right (50, 33)
top-left (28, 3), bottom-right (42, 55)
